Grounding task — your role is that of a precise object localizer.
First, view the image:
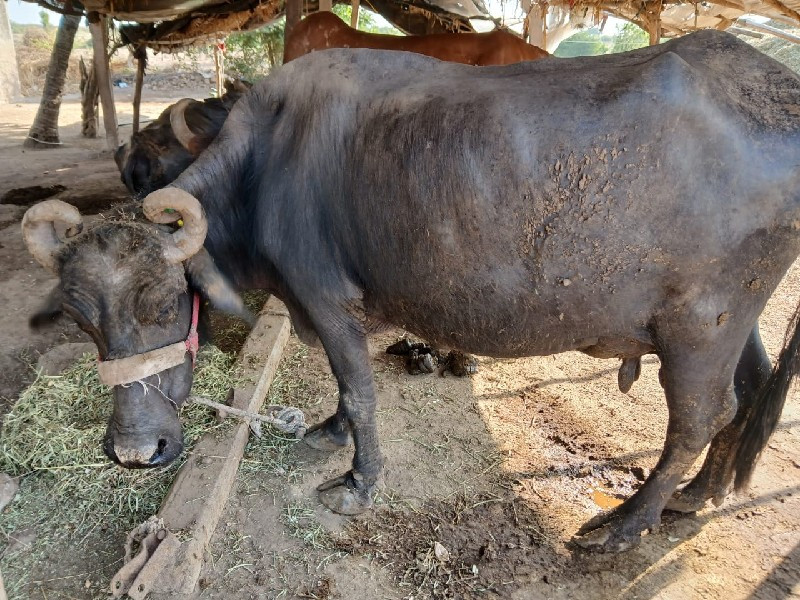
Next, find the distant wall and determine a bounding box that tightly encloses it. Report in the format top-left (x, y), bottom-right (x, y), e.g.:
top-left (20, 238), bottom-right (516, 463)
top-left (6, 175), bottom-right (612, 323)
top-left (0, 1), bottom-right (21, 103)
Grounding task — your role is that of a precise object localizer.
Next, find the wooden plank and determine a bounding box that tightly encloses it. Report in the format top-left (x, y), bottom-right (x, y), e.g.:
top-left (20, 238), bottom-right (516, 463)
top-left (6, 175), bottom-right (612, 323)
top-left (88, 13), bottom-right (119, 151)
top-left (126, 296), bottom-right (291, 597)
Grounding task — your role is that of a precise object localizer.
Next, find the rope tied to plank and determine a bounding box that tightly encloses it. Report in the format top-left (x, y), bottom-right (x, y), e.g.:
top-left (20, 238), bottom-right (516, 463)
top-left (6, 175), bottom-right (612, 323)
top-left (188, 395), bottom-right (307, 439)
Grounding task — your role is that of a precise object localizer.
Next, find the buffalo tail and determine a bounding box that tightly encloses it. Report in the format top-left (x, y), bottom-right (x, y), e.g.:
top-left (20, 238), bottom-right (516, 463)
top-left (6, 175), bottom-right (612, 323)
top-left (733, 304), bottom-right (800, 490)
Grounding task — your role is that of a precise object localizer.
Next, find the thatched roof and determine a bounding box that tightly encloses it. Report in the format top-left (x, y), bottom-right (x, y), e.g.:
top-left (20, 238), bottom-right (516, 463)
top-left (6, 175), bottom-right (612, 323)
top-left (22, 0), bottom-right (800, 50)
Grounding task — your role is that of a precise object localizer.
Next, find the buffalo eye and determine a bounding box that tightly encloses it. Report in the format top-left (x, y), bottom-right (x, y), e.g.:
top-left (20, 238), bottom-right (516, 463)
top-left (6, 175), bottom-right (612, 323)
top-left (155, 299), bottom-right (178, 325)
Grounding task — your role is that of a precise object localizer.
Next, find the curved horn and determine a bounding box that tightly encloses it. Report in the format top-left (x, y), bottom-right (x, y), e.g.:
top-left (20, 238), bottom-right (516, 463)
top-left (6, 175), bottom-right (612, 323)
top-left (143, 188), bottom-right (208, 263)
top-left (169, 98), bottom-right (198, 152)
top-left (21, 200), bottom-right (83, 273)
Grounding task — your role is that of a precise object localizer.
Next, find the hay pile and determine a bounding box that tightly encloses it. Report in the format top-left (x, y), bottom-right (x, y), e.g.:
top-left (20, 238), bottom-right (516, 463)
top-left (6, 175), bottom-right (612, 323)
top-left (0, 347), bottom-right (240, 598)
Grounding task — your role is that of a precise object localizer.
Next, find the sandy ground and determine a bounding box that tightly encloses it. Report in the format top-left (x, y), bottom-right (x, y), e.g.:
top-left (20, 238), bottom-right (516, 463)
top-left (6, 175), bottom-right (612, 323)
top-left (0, 89), bottom-right (799, 599)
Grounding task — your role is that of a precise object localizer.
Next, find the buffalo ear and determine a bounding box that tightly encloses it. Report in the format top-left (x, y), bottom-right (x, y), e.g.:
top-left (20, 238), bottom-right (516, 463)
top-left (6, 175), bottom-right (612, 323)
top-left (184, 250), bottom-right (255, 325)
top-left (30, 286), bottom-right (64, 329)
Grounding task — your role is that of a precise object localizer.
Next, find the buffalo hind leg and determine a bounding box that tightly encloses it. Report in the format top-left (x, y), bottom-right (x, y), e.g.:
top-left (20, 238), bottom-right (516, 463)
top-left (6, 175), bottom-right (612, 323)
top-left (575, 345), bottom-right (737, 552)
top-left (309, 317), bottom-right (383, 515)
top-left (667, 325), bottom-right (770, 512)
top-left (304, 397), bottom-right (353, 451)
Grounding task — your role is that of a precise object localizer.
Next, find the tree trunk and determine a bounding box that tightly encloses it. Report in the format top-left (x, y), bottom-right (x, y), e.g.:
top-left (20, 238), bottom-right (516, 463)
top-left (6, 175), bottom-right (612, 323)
top-left (79, 57), bottom-right (99, 138)
top-left (24, 14), bottom-right (80, 148)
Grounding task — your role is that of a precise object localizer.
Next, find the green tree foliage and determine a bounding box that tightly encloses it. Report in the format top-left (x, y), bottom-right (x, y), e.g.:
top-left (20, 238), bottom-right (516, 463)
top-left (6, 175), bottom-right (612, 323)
top-left (609, 22), bottom-right (649, 53)
top-left (225, 19), bottom-right (286, 80)
top-left (39, 10), bottom-right (50, 30)
top-left (554, 29), bottom-right (608, 57)
top-left (331, 5), bottom-right (401, 34)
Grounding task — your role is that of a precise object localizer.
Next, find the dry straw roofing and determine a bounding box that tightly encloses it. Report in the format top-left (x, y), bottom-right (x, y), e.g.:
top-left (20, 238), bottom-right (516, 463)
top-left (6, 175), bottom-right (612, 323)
top-left (24, 0), bottom-right (800, 50)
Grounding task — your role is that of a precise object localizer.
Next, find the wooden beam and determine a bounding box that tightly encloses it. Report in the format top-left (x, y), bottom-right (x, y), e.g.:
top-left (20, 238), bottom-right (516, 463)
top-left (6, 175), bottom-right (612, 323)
top-left (351, 0), bottom-right (360, 28)
top-left (737, 17), bottom-right (800, 43)
top-left (760, 0), bottom-right (800, 24)
top-left (319, 0), bottom-right (333, 11)
top-left (88, 12), bottom-right (119, 151)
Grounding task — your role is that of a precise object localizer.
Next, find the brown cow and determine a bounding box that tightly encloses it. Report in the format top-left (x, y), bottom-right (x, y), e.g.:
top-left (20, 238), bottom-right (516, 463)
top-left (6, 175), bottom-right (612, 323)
top-left (284, 11), bottom-right (548, 65)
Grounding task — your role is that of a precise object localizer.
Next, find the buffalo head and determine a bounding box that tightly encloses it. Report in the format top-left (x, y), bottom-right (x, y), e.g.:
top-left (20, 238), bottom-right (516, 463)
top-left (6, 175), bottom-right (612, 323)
top-left (23, 191), bottom-right (250, 468)
top-left (115, 81), bottom-right (250, 197)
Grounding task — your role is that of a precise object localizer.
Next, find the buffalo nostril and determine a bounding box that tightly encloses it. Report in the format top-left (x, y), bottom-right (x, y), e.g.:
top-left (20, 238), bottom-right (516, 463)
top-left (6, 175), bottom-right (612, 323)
top-left (149, 438), bottom-right (169, 463)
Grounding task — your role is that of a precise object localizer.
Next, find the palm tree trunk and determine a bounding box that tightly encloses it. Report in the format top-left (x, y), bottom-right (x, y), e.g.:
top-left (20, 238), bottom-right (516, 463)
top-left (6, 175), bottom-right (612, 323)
top-left (24, 14), bottom-right (80, 148)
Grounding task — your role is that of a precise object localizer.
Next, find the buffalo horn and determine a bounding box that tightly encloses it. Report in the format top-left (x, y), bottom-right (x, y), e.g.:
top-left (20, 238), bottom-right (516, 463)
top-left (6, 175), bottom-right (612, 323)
top-left (143, 188), bottom-right (208, 263)
top-left (21, 200), bottom-right (83, 273)
top-left (169, 98), bottom-right (197, 152)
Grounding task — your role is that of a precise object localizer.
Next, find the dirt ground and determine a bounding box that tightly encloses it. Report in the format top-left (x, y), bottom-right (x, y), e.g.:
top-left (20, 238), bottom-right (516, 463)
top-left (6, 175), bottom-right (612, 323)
top-left (1, 89), bottom-right (799, 600)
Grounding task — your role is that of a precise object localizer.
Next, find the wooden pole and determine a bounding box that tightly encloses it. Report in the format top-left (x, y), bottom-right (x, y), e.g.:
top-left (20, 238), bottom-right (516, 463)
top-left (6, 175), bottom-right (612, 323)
top-left (285, 0), bottom-right (302, 42)
top-left (645, 0), bottom-right (662, 45)
top-left (319, 0), bottom-right (333, 11)
top-left (540, 2), bottom-right (548, 53)
top-left (132, 45), bottom-right (146, 135)
top-left (88, 12), bottom-right (119, 151)
top-left (351, 0), bottom-right (360, 28)
top-left (79, 56), bottom-right (99, 138)
top-left (213, 43), bottom-right (223, 98)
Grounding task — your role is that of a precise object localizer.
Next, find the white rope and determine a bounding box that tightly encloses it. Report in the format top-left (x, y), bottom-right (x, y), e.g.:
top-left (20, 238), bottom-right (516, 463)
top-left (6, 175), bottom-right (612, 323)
top-left (25, 136), bottom-right (63, 146)
top-left (187, 395), bottom-right (307, 439)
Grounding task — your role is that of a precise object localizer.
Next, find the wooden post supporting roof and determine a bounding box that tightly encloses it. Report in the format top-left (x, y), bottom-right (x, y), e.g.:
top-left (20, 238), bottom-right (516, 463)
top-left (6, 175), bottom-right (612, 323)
top-left (351, 0), bottom-right (360, 27)
top-left (88, 12), bottom-right (119, 151)
top-left (642, 0), bottom-right (663, 45)
top-left (285, 0), bottom-right (302, 42)
top-left (132, 45), bottom-right (146, 136)
top-left (320, 0), bottom-right (333, 11)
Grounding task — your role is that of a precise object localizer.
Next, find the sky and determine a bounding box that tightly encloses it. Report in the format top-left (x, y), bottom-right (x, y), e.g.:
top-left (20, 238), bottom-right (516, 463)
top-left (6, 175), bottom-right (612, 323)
top-left (6, 0), bottom-right (63, 24)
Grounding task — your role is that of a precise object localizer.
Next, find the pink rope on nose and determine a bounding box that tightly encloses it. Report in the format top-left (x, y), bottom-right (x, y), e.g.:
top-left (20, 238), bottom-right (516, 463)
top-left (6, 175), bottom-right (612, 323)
top-left (185, 292), bottom-right (200, 366)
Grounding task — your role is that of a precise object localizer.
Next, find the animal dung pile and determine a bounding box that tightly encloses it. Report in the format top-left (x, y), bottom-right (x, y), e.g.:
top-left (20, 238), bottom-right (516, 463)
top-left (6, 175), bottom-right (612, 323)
top-left (0, 347), bottom-right (240, 599)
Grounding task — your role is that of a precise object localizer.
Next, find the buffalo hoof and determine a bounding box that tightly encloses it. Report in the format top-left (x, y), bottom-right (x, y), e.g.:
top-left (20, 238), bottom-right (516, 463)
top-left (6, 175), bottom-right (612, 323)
top-left (664, 491), bottom-right (707, 514)
top-left (304, 418), bottom-right (352, 452)
top-left (442, 351), bottom-right (478, 377)
top-left (573, 508), bottom-right (657, 553)
top-left (317, 471), bottom-right (379, 515)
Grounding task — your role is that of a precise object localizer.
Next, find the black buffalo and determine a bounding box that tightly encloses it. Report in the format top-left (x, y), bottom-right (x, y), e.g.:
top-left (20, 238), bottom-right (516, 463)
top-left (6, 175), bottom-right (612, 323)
top-left (114, 80), bottom-right (251, 197)
top-left (25, 31), bottom-right (800, 552)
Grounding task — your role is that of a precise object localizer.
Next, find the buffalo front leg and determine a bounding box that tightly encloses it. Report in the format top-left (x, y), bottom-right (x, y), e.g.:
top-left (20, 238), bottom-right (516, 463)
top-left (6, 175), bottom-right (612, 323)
top-left (311, 323), bottom-right (383, 515)
top-left (575, 344), bottom-right (738, 552)
top-left (667, 325), bottom-right (770, 512)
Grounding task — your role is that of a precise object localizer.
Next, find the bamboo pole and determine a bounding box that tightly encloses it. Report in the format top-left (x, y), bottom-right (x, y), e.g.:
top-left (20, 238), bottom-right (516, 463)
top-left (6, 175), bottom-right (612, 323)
top-left (88, 12), bottom-right (119, 151)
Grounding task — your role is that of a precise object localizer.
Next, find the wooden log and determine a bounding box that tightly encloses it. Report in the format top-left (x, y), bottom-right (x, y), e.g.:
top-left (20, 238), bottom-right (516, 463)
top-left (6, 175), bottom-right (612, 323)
top-left (351, 0), bottom-right (360, 28)
top-left (88, 12), bottom-right (119, 151)
top-left (320, 0), bottom-right (333, 12)
top-left (120, 297), bottom-right (291, 597)
top-left (132, 46), bottom-right (146, 135)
